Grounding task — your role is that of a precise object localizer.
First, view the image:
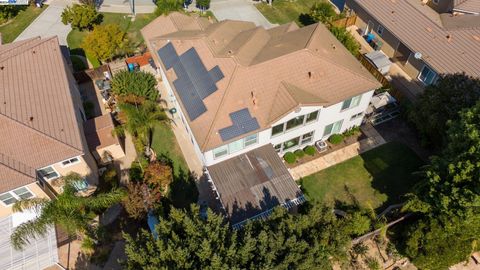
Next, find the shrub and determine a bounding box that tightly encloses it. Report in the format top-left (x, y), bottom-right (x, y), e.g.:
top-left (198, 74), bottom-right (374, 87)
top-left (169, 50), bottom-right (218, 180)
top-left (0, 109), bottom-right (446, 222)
top-left (329, 26), bottom-right (360, 55)
top-left (294, 149), bottom-right (305, 158)
top-left (304, 146), bottom-right (316, 156)
top-left (283, 152), bottom-right (296, 164)
top-left (82, 24), bottom-right (125, 62)
top-left (61, 4), bottom-right (102, 31)
top-left (155, 0), bottom-right (183, 16)
top-left (328, 134), bottom-right (344, 145)
top-left (343, 126), bottom-right (361, 137)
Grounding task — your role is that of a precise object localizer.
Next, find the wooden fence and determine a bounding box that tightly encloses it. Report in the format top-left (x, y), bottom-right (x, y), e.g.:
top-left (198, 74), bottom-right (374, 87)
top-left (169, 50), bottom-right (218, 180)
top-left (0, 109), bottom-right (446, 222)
top-left (356, 53), bottom-right (390, 86)
top-left (331, 15), bottom-right (357, 28)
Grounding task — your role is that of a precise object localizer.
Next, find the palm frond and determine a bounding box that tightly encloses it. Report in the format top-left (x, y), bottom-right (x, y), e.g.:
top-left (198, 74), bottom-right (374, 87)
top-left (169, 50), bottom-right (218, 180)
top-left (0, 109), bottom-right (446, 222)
top-left (12, 198), bottom-right (49, 213)
top-left (10, 216), bottom-right (51, 250)
top-left (86, 188), bottom-right (127, 211)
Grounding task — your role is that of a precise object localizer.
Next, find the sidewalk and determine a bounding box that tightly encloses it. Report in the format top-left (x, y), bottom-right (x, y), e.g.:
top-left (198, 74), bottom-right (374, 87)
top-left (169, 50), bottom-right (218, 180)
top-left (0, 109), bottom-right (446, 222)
top-left (15, 0), bottom-right (73, 45)
top-left (290, 125), bottom-right (386, 180)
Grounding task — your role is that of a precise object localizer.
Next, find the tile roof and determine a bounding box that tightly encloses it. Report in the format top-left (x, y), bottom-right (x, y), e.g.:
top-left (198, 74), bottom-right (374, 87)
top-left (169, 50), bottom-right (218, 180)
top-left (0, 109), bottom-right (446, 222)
top-left (84, 114), bottom-right (120, 151)
top-left (0, 37), bottom-right (85, 192)
top-left (454, 0), bottom-right (480, 14)
top-left (142, 13), bottom-right (380, 151)
top-left (348, 0), bottom-right (480, 77)
top-left (207, 144), bottom-right (304, 225)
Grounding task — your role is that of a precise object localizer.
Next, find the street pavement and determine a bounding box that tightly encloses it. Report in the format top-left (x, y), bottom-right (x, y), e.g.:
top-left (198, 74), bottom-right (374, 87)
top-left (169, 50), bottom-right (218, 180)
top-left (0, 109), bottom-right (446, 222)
top-left (209, 0), bottom-right (276, 29)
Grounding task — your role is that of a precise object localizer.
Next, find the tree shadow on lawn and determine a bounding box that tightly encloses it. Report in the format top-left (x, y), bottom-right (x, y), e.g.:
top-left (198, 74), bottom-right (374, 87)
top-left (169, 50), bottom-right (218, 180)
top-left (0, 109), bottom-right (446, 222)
top-left (361, 142), bottom-right (424, 211)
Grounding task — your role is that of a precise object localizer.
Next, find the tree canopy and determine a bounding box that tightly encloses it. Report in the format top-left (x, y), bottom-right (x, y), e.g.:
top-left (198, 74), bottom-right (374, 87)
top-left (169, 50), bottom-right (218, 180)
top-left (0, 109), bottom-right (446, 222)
top-left (11, 173), bottom-right (125, 250)
top-left (155, 0), bottom-right (183, 16)
top-left (82, 24), bottom-right (125, 62)
top-left (124, 203), bottom-right (370, 269)
top-left (408, 73), bottom-right (480, 149)
top-left (111, 70), bottom-right (159, 102)
top-left (61, 4), bottom-right (101, 31)
top-left (309, 2), bottom-right (336, 24)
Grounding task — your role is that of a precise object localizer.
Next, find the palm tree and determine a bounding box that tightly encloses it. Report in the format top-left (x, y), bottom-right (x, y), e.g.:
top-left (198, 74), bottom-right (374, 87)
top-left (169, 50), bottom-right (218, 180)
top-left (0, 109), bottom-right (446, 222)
top-left (11, 173), bottom-right (126, 250)
top-left (119, 100), bottom-right (169, 152)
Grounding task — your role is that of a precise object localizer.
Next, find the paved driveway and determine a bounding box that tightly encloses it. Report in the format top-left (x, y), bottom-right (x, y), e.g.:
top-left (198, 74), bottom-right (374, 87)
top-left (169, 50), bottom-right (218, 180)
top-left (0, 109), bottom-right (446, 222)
top-left (15, 0), bottom-right (71, 45)
top-left (210, 0), bottom-right (275, 29)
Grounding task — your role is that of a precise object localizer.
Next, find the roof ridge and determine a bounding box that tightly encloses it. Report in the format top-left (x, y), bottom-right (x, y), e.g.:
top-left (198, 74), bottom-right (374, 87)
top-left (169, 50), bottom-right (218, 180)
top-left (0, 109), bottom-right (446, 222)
top-left (0, 113), bottom-right (83, 154)
top-left (0, 36), bottom-right (55, 63)
top-left (201, 65), bottom-right (240, 150)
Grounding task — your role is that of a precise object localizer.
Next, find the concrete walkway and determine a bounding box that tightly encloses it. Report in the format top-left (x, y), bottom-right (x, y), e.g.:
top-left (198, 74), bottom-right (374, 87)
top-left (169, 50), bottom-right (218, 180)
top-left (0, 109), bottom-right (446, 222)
top-left (290, 126), bottom-right (386, 180)
top-left (210, 0), bottom-right (276, 28)
top-left (15, 0), bottom-right (73, 45)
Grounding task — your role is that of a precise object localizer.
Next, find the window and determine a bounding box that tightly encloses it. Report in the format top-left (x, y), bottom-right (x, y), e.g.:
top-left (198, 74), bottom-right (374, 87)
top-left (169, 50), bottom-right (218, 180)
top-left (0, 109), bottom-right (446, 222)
top-left (341, 95), bottom-right (362, 111)
top-left (286, 115), bottom-right (305, 130)
top-left (61, 157), bottom-right (80, 167)
top-left (418, 65), bottom-right (437, 85)
top-left (228, 139), bottom-right (244, 154)
top-left (38, 166), bottom-right (59, 180)
top-left (350, 112), bottom-right (364, 121)
top-left (323, 120), bottom-right (344, 137)
top-left (0, 187), bottom-right (34, 206)
top-left (377, 24), bottom-right (385, 36)
top-left (213, 145), bottom-right (228, 159)
top-left (283, 137), bottom-right (300, 150)
top-left (244, 134), bottom-right (258, 147)
top-left (306, 111), bottom-right (319, 123)
top-left (301, 131), bottom-right (314, 145)
top-left (274, 144), bottom-right (281, 153)
top-left (271, 124), bottom-right (284, 136)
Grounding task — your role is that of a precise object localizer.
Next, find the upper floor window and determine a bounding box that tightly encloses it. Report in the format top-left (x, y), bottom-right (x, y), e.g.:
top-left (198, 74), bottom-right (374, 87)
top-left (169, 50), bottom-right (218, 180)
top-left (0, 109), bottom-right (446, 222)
top-left (418, 65), bottom-right (437, 85)
top-left (271, 110), bottom-right (320, 137)
top-left (341, 95), bottom-right (362, 111)
top-left (213, 145), bottom-right (228, 159)
top-left (0, 187), bottom-right (34, 206)
top-left (213, 133), bottom-right (259, 159)
top-left (38, 166), bottom-right (60, 180)
top-left (61, 157), bottom-right (80, 167)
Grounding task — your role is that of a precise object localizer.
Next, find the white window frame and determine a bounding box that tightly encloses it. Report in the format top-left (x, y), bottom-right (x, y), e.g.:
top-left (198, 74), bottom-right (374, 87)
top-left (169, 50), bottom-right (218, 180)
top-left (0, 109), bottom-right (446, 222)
top-left (418, 65), bottom-right (438, 85)
top-left (323, 120), bottom-right (344, 138)
top-left (244, 134), bottom-right (258, 147)
top-left (213, 145), bottom-right (228, 159)
top-left (0, 186), bottom-right (35, 207)
top-left (60, 157), bottom-right (81, 168)
top-left (377, 24), bottom-right (385, 36)
top-left (350, 112), bottom-right (364, 121)
top-left (213, 133), bottom-right (259, 159)
top-left (38, 165), bottom-right (60, 181)
top-left (341, 95), bottom-right (362, 111)
top-left (271, 110), bottom-right (320, 138)
top-left (300, 131), bottom-right (315, 145)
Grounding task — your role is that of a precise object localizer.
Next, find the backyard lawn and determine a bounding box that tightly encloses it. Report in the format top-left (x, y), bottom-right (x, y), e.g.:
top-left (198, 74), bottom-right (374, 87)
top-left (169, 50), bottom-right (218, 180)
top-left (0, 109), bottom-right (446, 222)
top-left (151, 123), bottom-right (188, 177)
top-left (66, 12), bottom-right (157, 67)
top-left (0, 5), bottom-right (46, 43)
top-left (256, 0), bottom-right (318, 25)
top-left (300, 142), bottom-right (424, 210)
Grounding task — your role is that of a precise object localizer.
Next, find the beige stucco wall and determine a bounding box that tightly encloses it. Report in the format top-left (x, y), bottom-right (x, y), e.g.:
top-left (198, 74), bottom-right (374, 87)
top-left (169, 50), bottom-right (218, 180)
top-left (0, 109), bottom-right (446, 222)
top-left (51, 154), bottom-right (98, 186)
top-left (0, 182), bottom-right (49, 218)
top-left (93, 144), bottom-right (125, 165)
top-left (403, 54), bottom-right (425, 80)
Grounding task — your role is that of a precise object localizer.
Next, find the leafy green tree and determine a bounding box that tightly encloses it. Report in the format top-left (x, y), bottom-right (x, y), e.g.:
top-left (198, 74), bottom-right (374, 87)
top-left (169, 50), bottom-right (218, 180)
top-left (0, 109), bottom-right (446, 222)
top-left (111, 70), bottom-right (158, 102)
top-left (196, 0), bottom-right (210, 12)
top-left (400, 102), bottom-right (480, 269)
top-left (155, 0), bottom-right (183, 16)
top-left (329, 26), bottom-right (360, 55)
top-left (82, 24), bottom-right (126, 62)
top-left (309, 2), bottom-right (336, 24)
top-left (124, 203), bottom-right (369, 269)
top-left (11, 173), bottom-right (126, 250)
top-left (408, 73), bottom-right (480, 149)
top-left (119, 101), bottom-right (169, 149)
top-left (61, 4), bottom-right (101, 31)
top-left (0, 6), bottom-right (23, 24)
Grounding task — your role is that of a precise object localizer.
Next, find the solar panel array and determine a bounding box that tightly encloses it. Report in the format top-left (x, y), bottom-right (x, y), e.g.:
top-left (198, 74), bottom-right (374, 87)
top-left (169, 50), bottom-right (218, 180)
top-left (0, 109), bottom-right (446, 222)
top-left (157, 43), bottom-right (224, 120)
top-left (219, 108), bottom-right (260, 141)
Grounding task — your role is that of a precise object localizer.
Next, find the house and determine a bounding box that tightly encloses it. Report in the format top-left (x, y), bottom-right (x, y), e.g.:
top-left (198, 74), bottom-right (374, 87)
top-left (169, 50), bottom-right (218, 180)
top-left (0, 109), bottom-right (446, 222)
top-left (344, 0), bottom-right (480, 88)
top-left (0, 36), bottom-right (98, 269)
top-left (141, 13), bottom-right (380, 226)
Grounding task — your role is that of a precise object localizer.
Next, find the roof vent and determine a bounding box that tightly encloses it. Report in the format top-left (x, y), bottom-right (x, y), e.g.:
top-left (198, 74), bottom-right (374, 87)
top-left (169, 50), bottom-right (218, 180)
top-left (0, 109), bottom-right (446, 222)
top-left (308, 71), bottom-right (313, 78)
top-left (32, 50), bottom-right (36, 54)
top-left (446, 34), bottom-right (452, 42)
top-left (0, 66), bottom-right (4, 70)
top-left (29, 116), bottom-right (34, 122)
top-left (473, 35), bottom-right (480, 41)
top-left (331, 44), bottom-right (336, 50)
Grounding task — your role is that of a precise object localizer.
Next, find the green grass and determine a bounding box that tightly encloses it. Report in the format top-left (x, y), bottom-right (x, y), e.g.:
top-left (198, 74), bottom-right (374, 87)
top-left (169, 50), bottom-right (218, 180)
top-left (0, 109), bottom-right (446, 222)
top-left (0, 5), bottom-right (46, 43)
top-left (66, 12), bottom-right (157, 67)
top-left (151, 123), bottom-right (188, 177)
top-left (255, 0), bottom-right (319, 25)
top-left (300, 142), bottom-right (424, 210)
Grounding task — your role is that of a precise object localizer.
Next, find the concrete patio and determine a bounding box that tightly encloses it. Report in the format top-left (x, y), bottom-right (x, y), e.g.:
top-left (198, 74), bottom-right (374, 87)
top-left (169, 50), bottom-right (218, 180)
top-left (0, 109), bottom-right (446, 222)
top-left (290, 125), bottom-right (386, 180)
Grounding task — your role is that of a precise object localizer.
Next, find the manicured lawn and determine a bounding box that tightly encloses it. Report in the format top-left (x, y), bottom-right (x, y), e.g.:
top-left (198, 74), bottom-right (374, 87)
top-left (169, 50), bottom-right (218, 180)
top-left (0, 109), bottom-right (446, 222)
top-left (0, 5), bottom-right (46, 43)
top-left (256, 0), bottom-right (319, 25)
top-left (66, 12), bottom-right (157, 67)
top-left (300, 142), bottom-right (424, 210)
top-left (151, 123), bottom-right (188, 177)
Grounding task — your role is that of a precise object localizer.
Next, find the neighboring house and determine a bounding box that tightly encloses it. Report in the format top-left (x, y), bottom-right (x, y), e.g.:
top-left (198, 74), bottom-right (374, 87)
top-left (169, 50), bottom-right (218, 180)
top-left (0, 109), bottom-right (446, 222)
top-left (141, 13), bottom-right (380, 226)
top-left (0, 37), bottom-right (98, 269)
top-left (344, 0), bottom-right (480, 88)
top-left (427, 0), bottom-right (480, 14)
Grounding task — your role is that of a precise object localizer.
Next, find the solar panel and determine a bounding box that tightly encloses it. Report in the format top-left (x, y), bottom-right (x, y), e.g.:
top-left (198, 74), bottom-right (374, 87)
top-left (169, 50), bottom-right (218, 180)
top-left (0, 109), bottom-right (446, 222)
top-left (219, 108), bottom-right (260, 141)
top-left (157, 43), bottom-right (224, 121)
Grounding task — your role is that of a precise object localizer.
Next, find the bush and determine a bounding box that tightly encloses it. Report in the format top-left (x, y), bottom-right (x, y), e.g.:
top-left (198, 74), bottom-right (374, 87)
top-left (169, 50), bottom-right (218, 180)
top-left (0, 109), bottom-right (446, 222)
top-left (155, 0), bottom-right (183, 16)
top-left (329, 26), bottom-right (360, 56)
top-left (61, 4), bottom-right (102, 31)
top-left (283, 152), bottom-right (296, 164)
top-left (304, 146), bottom-right (316, 156)
top-left (343, 126), bottom-right (361, 137)
top-left (328, 134), bottom-right (344, 145)
top-left (294, 149), bottom-right (305, 158)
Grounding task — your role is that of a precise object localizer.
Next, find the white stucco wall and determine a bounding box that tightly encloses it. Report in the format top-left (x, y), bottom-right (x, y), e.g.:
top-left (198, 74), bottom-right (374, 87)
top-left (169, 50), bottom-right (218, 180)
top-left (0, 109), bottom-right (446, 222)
top-left (202, 90), bottom-right (375, 166)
